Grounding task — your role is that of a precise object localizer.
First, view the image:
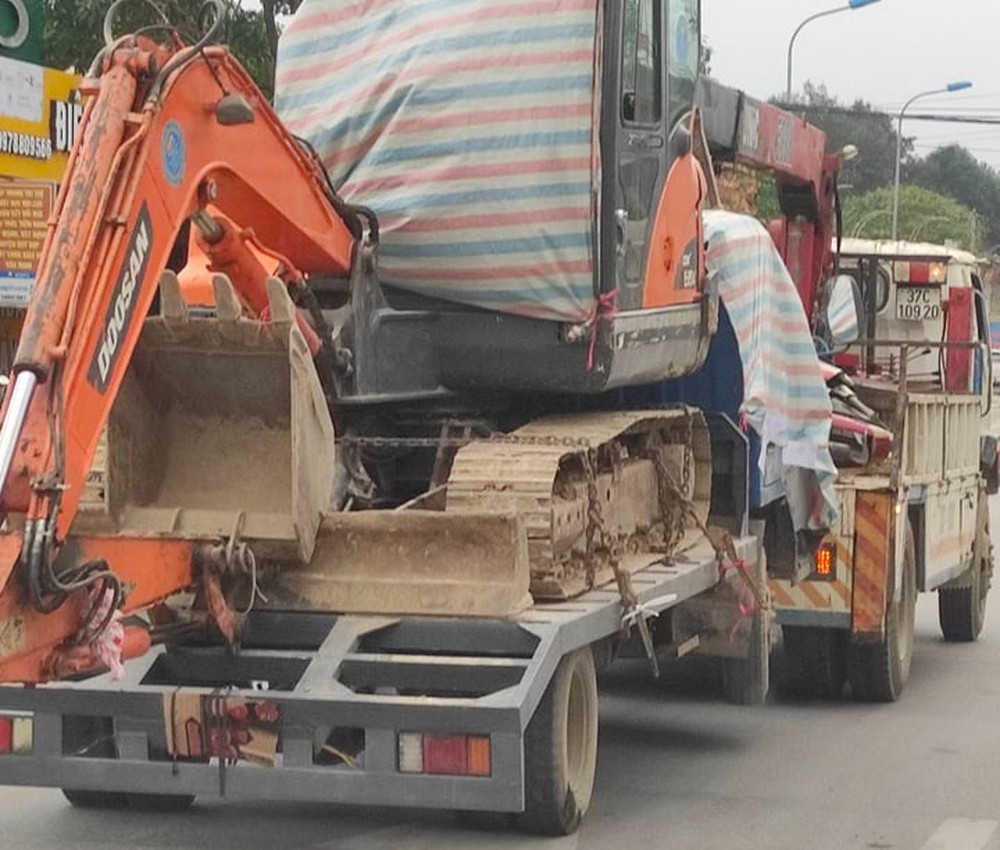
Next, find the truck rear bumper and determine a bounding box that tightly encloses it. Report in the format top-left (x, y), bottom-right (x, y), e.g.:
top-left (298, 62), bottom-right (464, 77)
top-left (0, 537), bottom-right (755, 812)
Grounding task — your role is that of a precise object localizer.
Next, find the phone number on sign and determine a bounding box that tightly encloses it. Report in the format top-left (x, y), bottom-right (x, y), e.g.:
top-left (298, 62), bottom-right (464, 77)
top-left (0, 131), bottom-right (53, 161)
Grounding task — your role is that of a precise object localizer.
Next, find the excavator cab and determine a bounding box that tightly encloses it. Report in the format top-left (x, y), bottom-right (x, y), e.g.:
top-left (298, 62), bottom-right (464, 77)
top-left (612, 0), bottom-right (704, 312)
top-left (0, 0), bottom-right (724, 681)
top-left (293, 0), bottom-right (714, 399)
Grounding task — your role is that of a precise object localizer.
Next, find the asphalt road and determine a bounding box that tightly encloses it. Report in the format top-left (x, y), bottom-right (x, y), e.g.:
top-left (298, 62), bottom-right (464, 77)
top-left (3, 508), bottom-right (1000, 849)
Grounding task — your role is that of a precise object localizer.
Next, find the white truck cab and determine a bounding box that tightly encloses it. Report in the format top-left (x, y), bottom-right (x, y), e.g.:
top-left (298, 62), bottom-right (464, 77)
top-left (837, 239), bottom-right (988, 393)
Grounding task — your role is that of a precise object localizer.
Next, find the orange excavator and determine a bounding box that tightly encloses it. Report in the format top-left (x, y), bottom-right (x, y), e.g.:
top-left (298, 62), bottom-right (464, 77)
top-left (0, 0), bottom-right (715, 683)
top-left (0, 1), bottom-right (848, 832)
top-left (0, 6), bottom-right (367, 681)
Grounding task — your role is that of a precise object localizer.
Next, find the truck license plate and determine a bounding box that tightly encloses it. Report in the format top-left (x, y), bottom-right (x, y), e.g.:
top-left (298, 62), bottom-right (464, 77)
top-left (896, 287), bottom-right (941, 322)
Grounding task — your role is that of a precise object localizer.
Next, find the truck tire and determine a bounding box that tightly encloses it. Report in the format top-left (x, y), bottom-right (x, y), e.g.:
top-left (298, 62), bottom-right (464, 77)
top-left (61, 717), bottom-right (195, 812)
top-left (848, 520), bottom-right (916, 702)
top-left (62, 788), bottom-right (129, 809)
top-left (721, 603), bottom-right (770, 705)
top-left (781, 626), bottom-right (847, 699)
top-left (62, 718), bottom-right (128, 810)
top-left (939, 496), bottom-right (992, 642)
top-left (517, 646), bottom-right (598, 836)
top-left (66, 787), bottom-right (195, 812)
top-left (125, 792), bottom-right (196, 812)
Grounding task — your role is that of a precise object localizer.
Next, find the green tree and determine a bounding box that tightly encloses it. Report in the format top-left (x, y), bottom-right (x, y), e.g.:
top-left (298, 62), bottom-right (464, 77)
top-left (782, 82), bottom-right (912, 195)
top-left (259, 0), bottom-right (301, 62)
top-left (43, 0), bottom-right (284, 98)
top-left (843, 185), bottom-right (982, 252)
top-left (908, 144), bottom-right (1000, 250)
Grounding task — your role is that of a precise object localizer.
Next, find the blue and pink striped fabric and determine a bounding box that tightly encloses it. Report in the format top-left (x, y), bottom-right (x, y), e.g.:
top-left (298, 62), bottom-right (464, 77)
top-left (703, 210), bottom-right (838, 530)
top-left (276, 0), bottom-right (601, 322)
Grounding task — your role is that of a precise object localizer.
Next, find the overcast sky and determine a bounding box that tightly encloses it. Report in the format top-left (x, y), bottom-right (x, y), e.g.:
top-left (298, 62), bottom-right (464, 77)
top-left (245, 1), bottom-right (999, 169)
top-left (704, 0), bottom-right (1000, 169)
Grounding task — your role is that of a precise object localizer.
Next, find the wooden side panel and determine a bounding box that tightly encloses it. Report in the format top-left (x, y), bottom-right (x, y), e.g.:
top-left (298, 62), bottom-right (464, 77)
top-left (768, 488), bottom-right (853, 614)
top-left (852, 490), bottom-right (893, 636)
top-left (923, 478), bottom-right (978, 589)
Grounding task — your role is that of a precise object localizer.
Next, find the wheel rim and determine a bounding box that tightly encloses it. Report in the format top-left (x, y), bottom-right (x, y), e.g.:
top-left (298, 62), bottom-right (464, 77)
top-left (897, 542), bottom-right (916, 671)
top-left (566, 668), bottom-right (589, 787)
top-left (976, 539), bottom-right (990, 621)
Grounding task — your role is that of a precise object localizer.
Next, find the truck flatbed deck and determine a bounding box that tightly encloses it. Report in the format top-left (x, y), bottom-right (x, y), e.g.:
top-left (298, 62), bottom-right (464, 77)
top-left (0, 535), bottom-right (756, 813)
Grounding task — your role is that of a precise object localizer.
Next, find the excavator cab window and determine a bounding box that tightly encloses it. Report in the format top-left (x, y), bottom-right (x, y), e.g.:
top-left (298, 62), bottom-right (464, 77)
top-left (667, 0), bottom-right (701, 126)
top-left (622, 0), bottom-right (662, 125)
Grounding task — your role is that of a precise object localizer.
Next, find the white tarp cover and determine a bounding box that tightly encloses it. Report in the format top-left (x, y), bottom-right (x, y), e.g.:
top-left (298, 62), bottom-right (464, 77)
top-left (703, 210), bottom-right (838, 532)
top-left (276, 0), bottom-right (601, 321)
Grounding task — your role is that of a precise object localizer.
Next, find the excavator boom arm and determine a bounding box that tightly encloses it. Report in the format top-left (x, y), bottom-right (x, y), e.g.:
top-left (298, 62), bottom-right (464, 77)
top-left (0, 36), bottom-right (358, 681)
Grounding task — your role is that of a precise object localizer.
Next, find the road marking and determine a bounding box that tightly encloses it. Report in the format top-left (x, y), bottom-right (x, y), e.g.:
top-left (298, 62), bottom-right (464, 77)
top-left (920, 818), bottom-right (998, 850)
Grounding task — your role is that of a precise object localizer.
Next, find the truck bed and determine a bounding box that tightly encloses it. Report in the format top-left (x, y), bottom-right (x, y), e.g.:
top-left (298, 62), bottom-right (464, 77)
top-left (0, 535), bottom-right (753, 812)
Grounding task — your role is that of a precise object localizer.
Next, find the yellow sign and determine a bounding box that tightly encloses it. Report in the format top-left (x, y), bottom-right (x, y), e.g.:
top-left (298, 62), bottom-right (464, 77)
top-left (0, 56), bottom-right (82, 182)
top-left (0, 179), bottom-right (53, 305)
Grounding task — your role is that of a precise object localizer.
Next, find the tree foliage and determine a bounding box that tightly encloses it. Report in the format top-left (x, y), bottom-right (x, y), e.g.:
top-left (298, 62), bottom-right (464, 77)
top-left (42, 0), bottom-right (288, 98)
top-left (783, 83), bottom-right (912, 195)
top-left (777, 82), bottom-right (1000, 252)
top-left (843, 185), bottom-right (981, 252)
top-left (908, 145), bottom-right (1000, 251)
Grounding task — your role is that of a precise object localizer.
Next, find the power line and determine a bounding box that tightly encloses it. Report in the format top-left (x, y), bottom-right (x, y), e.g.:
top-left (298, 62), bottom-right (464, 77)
top-left (775, 104), bottom-right (1000, 126)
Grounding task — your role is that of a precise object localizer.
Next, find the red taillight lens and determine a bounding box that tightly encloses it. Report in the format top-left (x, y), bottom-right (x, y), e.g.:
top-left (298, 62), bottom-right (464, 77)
top-left (895, 260), bottom-right (947, 286)
top-left (423, 734), bottom-right (467, 775)
top-left (0, 714), bottom-right (33, 754)
top-left (398, 732), bottom-right (492, 777)
top-left (813, 542), bottom-right (837, 582)
top-left (869, 432), bottom-right (892, 462)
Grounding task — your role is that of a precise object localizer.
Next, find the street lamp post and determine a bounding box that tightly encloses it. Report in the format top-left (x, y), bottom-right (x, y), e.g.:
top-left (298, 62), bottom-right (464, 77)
top-left (891, 81), bottom-right (973, 241)
top-left (786, 0), bottom-right (881, 101)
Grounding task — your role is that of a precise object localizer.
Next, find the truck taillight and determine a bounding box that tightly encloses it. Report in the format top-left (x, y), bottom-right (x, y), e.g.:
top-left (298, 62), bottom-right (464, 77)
top-left (398, 732), bottom-right (491, 777)
top-left (895, 260), bottom-right (946, 285)
top-left (869, 431), bottom-right (892, 463)
top-left (0, 713), bottom-right (33, 755)
top-left (813, 542), bottom-right (837, 581)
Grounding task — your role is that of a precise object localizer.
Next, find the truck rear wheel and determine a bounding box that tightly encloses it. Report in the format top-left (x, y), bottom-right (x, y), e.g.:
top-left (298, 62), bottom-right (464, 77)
top-left (721, 601), bottom-right (770, 705)
top-left (518, 646), bottom-right (598, 836)
top-left (781, 626), bottom-right (847, 699)
top-left (939, 496), bottom-right (992, 642)
top-left (62, 788), bottom-right (129, 809)
top-left (61, 717), bottom-right (195, 812)
top-left (848, 520), bottom-right (916, 702)
top-left (61, 718), bottom-right (128, 810)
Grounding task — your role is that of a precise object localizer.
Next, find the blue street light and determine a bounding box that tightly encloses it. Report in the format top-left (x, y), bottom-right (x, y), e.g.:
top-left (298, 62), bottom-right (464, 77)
top-left (786, 0), bottom-right (883, 100)
top-left (892, 81), bottom-right (975, 241)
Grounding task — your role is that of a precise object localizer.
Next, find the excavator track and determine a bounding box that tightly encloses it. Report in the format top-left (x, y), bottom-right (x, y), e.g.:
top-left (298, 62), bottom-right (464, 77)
top-left (262, 408), bottom-right (714, 618)
top-left (446, 409), bottom-right (711, 601)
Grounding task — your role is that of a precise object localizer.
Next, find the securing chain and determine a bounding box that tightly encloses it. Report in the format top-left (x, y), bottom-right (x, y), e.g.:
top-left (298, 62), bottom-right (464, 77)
top-left (580, 451), bottom-right (638, 610)
top-left (337, 433), bottom-right (595, 450)
top-left (653, 457), bottom-right (768, 613)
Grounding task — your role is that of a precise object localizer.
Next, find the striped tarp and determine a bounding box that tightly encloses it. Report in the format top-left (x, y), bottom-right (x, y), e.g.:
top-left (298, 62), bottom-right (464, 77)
top-left (276, 0), bottom-right (601, 322)
top-left (703, 210), bottom-right (838, 531)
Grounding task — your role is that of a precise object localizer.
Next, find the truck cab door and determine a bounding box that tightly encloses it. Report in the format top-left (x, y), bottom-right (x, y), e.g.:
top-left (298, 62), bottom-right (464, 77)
top-left (605, 0), bottom-right (703, 311)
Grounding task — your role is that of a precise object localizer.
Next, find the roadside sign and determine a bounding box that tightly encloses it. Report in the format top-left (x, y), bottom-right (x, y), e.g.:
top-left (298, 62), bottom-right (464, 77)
top-left (0, 56), bottom-right (82, 182)
top-left (0, 179), bottom-right (53, 305)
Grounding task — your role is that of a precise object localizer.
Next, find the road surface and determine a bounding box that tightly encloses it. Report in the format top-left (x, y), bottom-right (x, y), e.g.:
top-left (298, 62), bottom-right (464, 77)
top-left (2, 505), bottom-right (1000, 849)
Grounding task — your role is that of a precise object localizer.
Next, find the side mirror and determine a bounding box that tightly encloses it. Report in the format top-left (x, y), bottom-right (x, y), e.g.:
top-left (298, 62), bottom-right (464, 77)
top-left (820, 274), bottom-right (864, 348)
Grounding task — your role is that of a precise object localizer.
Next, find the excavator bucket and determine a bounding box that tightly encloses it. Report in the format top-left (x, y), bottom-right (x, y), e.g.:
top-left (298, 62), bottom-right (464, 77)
top-left (262, 510), bottom-right (533, 618)
top-left (105, 273), bottom-right (335, 563)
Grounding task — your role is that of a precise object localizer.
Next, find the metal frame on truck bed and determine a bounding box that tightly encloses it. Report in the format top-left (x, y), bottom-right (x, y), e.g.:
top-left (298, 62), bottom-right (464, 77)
top-left (0, 534), bottom-right (757, 814)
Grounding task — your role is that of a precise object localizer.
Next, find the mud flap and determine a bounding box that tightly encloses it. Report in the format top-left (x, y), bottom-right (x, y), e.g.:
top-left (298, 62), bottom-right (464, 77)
top-left (262, 510), bottom-right (533, 617)
top-left (106, 273), bottom-right (335, 563)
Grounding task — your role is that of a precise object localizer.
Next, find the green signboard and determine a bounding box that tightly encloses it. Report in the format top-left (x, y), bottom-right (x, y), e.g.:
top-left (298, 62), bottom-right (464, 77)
top-left (0, 0), bottom-right (43, 65)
